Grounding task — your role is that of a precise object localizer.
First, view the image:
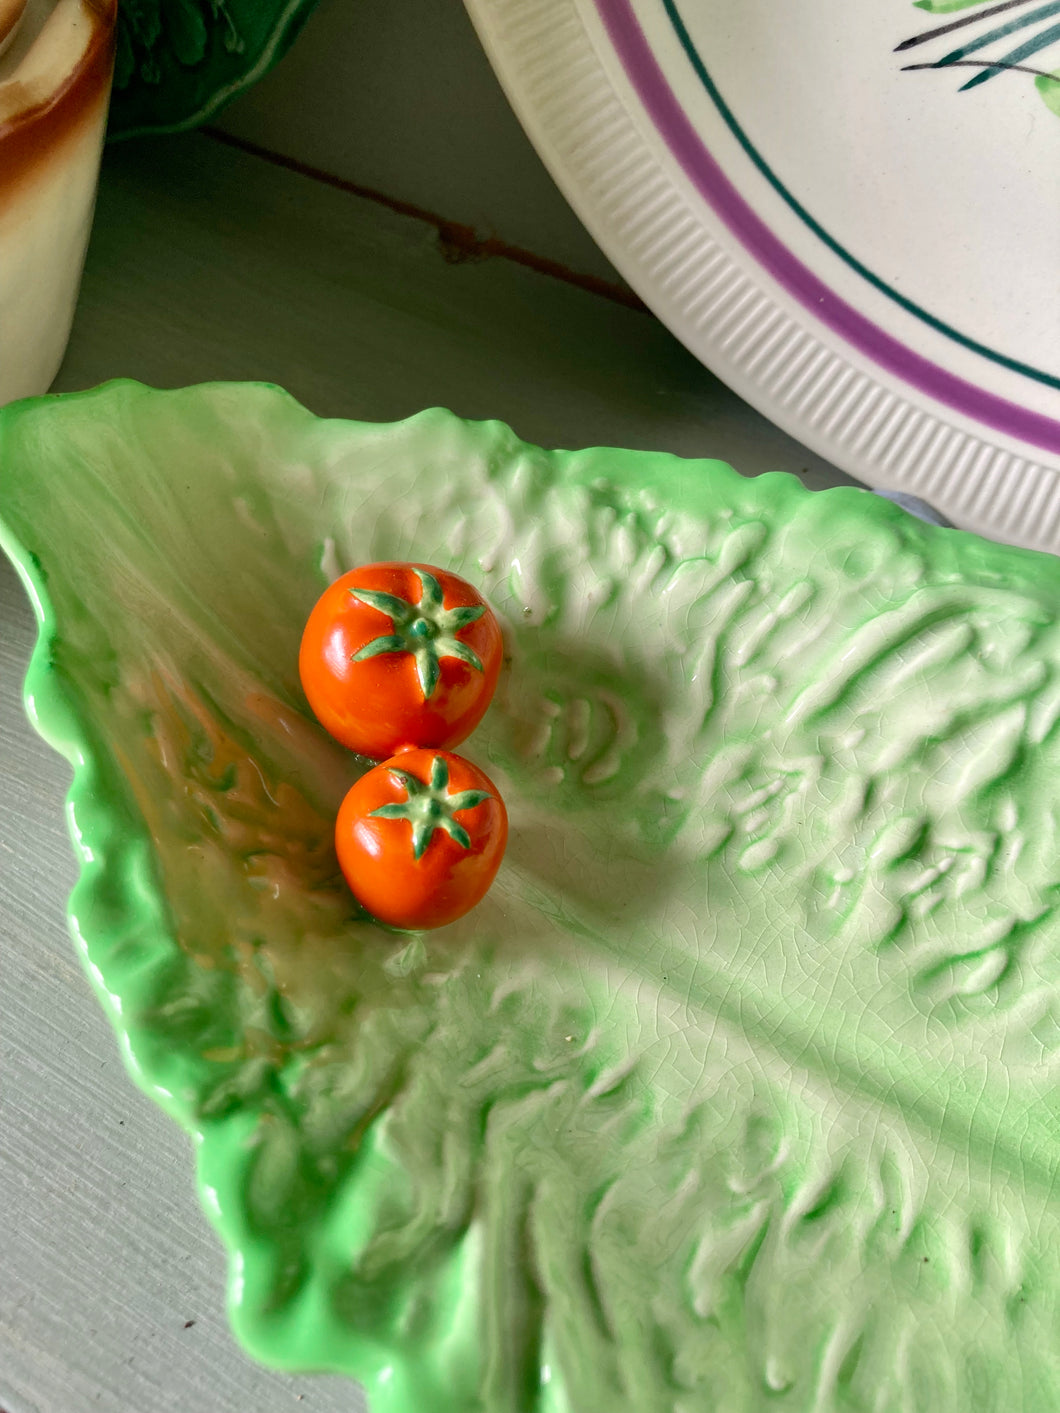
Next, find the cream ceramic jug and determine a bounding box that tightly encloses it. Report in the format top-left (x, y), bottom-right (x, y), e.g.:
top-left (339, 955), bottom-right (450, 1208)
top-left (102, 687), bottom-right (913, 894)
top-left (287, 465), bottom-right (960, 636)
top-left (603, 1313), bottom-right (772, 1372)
top-left (0, 0), bottom-right (115, 403)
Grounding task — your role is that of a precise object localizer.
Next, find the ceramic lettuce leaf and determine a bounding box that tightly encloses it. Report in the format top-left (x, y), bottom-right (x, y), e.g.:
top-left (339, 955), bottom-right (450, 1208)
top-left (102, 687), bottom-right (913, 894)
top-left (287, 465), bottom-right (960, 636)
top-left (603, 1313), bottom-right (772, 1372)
top-left (3, 380), bottom-right (1060, 1411)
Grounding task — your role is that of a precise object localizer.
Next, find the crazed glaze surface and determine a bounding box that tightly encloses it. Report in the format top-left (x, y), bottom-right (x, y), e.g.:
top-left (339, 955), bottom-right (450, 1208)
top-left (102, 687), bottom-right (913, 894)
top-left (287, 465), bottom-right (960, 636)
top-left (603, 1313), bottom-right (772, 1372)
top-left (3, 380), bottom-right (1060, 1411)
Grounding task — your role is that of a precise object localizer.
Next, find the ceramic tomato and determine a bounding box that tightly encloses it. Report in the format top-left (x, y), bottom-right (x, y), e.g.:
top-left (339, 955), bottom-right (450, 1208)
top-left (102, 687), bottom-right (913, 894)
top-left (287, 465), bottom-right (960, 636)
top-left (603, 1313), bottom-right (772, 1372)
top-left (299, 562), bottom-right (502, 759)
top-left (336, 749), bottom-right (507, 930)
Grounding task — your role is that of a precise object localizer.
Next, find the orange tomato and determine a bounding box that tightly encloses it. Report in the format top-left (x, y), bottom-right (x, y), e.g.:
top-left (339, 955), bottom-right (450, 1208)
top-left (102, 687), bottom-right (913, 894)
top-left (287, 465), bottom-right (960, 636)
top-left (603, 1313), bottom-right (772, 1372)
top-left (336, 749), bottom-right (507, 929)
top-left (299, 562), bottom-right (502, 759)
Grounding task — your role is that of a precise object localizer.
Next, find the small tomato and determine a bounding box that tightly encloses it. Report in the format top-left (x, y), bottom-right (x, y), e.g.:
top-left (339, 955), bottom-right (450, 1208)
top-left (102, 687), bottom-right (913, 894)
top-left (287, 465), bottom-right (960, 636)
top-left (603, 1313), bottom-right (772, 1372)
top-left (336, 749), bottom-right (507, 930)
top-left (299, 562), bottom-right (502, 759)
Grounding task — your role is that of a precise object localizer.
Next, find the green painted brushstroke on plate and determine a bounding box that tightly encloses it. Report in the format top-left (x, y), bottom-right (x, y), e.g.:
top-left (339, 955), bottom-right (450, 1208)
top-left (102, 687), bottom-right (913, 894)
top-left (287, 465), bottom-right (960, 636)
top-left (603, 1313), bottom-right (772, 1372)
top-left (912, 0), bottom-right (1060, 111)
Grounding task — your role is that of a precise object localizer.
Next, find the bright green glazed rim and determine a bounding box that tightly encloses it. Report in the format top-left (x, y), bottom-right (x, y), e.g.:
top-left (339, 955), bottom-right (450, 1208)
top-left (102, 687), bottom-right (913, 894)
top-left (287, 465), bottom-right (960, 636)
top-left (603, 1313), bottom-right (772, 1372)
top-left (3, 379), bottom-right (1060, 1411)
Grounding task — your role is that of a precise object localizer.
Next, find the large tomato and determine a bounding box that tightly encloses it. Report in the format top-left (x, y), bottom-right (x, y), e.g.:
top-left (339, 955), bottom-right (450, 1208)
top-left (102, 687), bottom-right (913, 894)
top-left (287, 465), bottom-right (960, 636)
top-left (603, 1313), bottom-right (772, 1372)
top-left (336, 748), bottom-right (507, 929)
top-left (299, 561), bottom-right (502, 759)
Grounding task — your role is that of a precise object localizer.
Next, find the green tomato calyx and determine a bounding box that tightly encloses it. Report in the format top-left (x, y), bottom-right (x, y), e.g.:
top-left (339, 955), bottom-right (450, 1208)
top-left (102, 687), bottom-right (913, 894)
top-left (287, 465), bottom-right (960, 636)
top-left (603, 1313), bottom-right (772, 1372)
top-left (369, 754), bottom-right (493, 860)
top-left (349, 568), bottom-right (485, 699)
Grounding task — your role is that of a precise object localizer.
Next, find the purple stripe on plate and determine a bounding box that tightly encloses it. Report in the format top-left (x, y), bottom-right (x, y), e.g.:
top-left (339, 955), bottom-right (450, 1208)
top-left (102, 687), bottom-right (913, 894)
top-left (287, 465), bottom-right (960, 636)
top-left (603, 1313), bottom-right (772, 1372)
top-left (595, 0), bottom-right (1060, 456)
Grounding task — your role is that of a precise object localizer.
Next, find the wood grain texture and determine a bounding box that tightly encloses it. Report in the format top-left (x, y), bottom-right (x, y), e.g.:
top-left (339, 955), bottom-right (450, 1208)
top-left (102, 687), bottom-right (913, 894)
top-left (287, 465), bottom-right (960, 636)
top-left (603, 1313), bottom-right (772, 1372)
top-left (213, 0), bottom-right (627, 287)
top-left (53, 133), bottom-right (857, 482)
top-left (0, 130), bottom-right (854, 1413)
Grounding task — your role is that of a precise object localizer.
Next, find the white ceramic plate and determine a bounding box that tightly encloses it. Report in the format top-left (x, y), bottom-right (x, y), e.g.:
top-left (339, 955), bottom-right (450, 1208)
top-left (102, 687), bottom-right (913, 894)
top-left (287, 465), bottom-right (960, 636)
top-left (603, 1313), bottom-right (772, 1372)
top-left (466, 0), bottom-right (1060, 550)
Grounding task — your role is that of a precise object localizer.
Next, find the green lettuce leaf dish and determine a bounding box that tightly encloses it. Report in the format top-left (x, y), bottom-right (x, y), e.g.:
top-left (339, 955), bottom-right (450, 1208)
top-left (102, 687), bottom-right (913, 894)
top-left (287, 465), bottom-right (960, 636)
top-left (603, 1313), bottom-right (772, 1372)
top-left (4, 380), bottom-right (1060, 1411)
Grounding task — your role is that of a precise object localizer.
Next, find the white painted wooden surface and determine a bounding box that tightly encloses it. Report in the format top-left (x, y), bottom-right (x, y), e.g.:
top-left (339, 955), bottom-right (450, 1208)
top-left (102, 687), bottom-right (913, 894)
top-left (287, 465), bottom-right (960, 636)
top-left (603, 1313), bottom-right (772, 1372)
top-left (0, 131), bottom-right (854, 1413)
top-left (215, 0), bottom-right (625, 286)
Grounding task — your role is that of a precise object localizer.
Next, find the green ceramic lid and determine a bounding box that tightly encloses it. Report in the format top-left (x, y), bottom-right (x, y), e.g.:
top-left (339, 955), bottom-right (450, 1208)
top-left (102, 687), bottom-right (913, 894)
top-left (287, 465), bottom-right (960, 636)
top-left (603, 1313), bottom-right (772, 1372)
top-left (109, 0), bottom-right (321, 137)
